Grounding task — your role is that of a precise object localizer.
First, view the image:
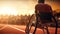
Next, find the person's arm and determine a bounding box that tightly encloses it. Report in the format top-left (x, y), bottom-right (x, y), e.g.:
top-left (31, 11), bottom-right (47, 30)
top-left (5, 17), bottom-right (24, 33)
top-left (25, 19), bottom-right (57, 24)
top-left (35, 9), bottom-right (37, 14)
top-left (35, 4), bottom-right (39, 14)
top-left (35, 5), bottom-right (37, 14)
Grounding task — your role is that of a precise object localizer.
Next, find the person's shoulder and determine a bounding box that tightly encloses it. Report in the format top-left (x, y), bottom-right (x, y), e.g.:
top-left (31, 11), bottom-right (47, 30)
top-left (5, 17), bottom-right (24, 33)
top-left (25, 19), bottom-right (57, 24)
top-left (35, 3), bottom-right (50, 6)
top-left (35, 3), bottom-right (51, 8)
top-left (45, 4), bottom-right (51, 7)
top-left (35, 3), bottom-right (44, 7)
top-left (36, 3), bottom-right (44, 5)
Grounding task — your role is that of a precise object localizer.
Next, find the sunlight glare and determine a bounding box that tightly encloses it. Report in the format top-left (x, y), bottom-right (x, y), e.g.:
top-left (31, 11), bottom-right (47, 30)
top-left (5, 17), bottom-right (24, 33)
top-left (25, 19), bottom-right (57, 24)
top-left (18, 9), bottom-right (35, 16)
top-left (0, 6), bottom-right (18, 16)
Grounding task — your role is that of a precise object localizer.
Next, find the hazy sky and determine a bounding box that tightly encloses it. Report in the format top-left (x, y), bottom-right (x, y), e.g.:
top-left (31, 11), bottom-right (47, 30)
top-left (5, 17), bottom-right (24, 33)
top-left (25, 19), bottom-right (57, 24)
top-left (0, 0), bottom-right (60, 15)
top-left (0, 0), bottom-right (37, 15)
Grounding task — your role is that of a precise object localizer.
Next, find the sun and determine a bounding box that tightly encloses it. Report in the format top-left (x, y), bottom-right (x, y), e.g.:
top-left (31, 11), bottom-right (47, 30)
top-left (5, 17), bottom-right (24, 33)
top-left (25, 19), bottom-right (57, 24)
top-left (0, 6), bottom-right (18, 16)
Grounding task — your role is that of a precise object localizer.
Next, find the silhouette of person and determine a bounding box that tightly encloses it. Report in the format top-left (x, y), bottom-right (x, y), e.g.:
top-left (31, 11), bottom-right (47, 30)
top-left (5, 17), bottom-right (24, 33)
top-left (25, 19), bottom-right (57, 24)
top-left (35, 0), bottom-right (53, 24)
top-left (34, 0), bottom-right (53, 34)
top-left (35, 0), bottom-right (58, 34)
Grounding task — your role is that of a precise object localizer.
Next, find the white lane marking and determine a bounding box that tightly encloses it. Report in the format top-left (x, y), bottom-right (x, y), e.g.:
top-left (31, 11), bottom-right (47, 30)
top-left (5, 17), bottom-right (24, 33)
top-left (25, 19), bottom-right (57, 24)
top-left (8, 25), bottom-right (32, 34)
top-left (0, 24), bottom-right (7, 30)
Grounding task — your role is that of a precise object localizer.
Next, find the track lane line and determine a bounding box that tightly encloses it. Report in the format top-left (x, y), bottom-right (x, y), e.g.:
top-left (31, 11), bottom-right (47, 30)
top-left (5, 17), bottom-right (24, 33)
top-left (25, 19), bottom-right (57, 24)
top-left (8, 25), bottom-right (32, 34)
top-left (0, 24), bottom-right (8, 30)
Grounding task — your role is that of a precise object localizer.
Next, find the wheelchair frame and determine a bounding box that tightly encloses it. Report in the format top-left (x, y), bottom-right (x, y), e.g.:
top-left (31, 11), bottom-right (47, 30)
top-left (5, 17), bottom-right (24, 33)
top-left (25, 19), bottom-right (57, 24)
top-left (25, 13), bottom-right (58, 34)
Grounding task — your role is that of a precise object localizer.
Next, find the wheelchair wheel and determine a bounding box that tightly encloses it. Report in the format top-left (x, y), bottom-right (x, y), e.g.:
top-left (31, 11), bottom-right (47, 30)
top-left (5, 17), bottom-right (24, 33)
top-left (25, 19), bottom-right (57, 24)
top-left (25, 14), bottom-right (50, 34)
top-left (25, 14), bottom-right (36, 34)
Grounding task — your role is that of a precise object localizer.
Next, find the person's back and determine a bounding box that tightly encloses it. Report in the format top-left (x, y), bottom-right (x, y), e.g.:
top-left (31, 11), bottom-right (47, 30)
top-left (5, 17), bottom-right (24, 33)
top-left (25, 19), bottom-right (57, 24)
top-left (35, 0), bottom-right (53, 23)
top-left (35, 3), bottom-right (52, 13)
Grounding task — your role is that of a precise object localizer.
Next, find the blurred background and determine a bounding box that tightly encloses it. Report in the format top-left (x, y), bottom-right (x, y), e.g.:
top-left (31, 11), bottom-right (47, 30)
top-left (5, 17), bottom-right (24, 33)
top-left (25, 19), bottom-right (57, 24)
top-left (0, 0), bottom-right (60, 25)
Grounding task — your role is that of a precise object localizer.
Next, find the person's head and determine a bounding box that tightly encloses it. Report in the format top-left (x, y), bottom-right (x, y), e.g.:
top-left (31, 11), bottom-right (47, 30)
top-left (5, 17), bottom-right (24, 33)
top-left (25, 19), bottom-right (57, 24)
top-left (38, 0), bottom-right (45, 3)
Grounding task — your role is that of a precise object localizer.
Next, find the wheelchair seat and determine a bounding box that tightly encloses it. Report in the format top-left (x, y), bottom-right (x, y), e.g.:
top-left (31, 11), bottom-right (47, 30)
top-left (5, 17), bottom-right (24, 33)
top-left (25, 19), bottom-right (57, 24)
top-left (38, 12), bottom-right (53, 24)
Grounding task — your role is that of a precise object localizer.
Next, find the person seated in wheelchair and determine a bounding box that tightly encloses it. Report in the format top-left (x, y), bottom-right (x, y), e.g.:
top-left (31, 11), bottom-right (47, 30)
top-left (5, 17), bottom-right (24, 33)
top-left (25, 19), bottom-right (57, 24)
top-left (35, 0), bottom-right (53, 24)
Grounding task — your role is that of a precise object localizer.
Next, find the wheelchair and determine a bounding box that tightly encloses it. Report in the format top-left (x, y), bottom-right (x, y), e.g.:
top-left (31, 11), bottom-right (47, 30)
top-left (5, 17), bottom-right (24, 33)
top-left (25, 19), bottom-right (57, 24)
top-left (25, 12), bottom-right (58, 34)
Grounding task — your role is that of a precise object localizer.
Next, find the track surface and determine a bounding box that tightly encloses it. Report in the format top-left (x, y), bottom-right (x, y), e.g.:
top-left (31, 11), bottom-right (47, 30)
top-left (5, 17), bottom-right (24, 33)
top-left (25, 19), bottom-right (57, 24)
top-left (0, 24), bottom-right (60, 34)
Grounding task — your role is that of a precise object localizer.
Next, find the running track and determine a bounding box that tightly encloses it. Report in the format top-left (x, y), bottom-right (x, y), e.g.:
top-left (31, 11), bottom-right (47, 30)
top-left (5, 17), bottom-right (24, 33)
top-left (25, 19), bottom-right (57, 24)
top-left (0, 24), bottom-right (60, 34)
